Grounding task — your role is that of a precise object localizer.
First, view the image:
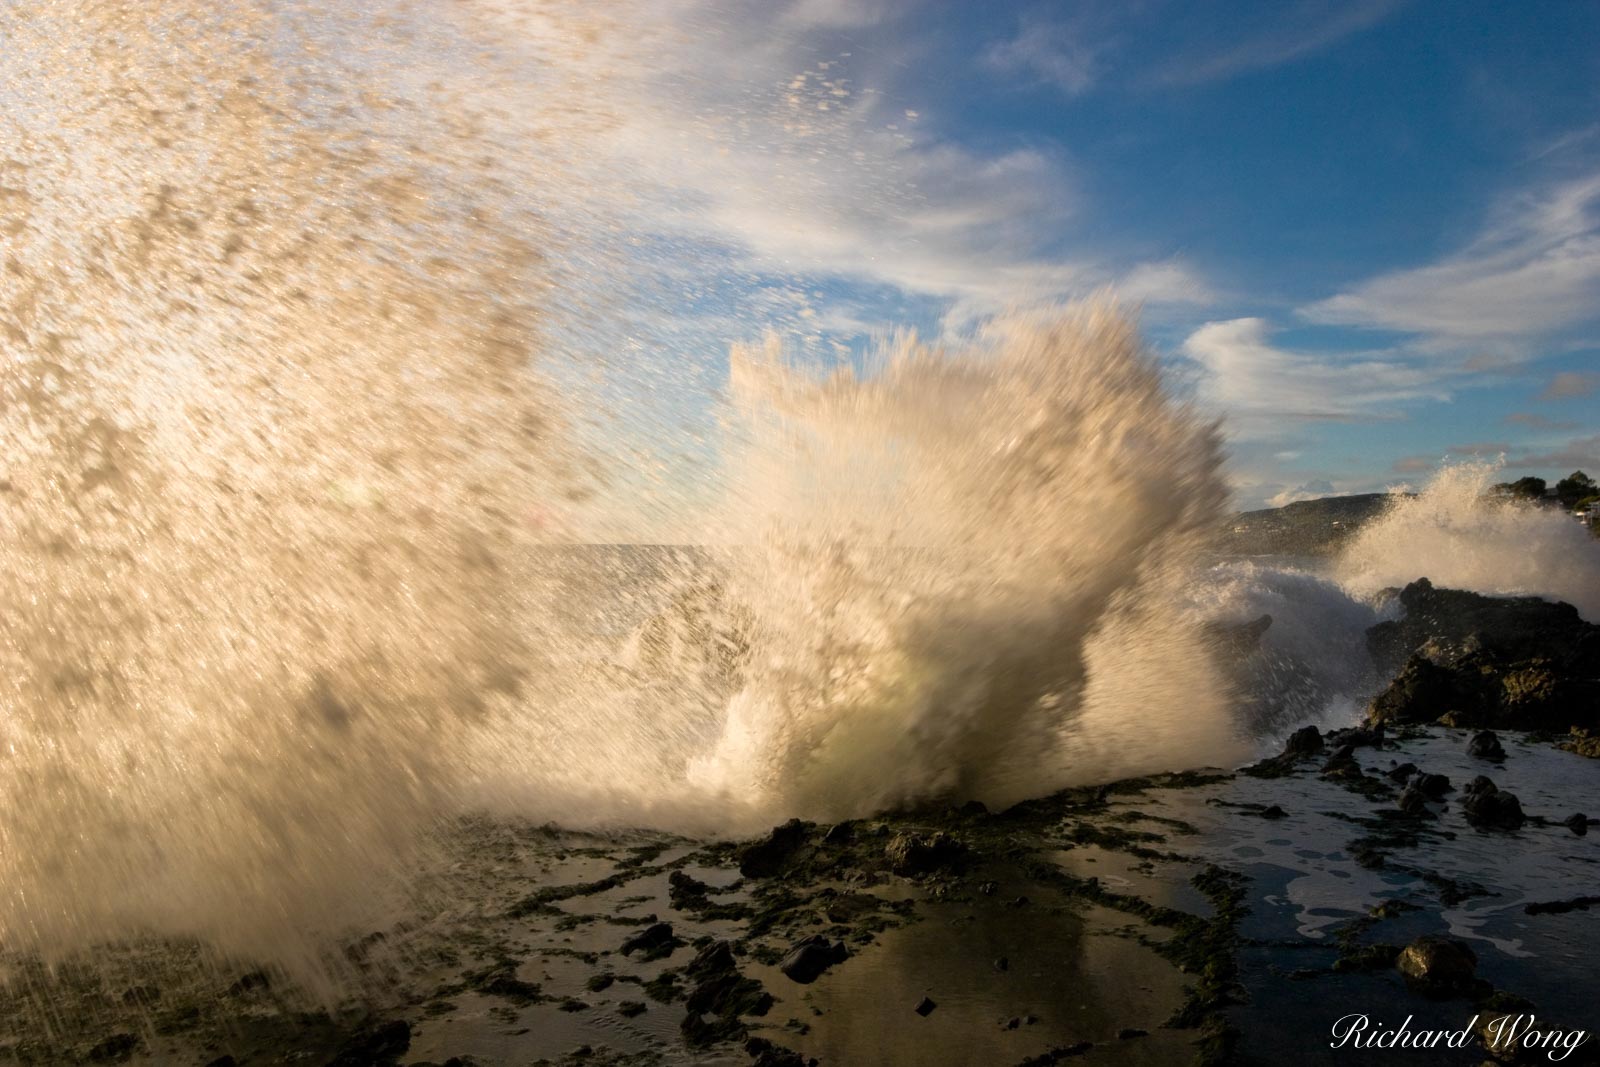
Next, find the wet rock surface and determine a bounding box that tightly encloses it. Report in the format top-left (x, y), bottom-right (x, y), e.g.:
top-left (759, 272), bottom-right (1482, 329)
top-left (1365, 579), bottom-right (1600, 733)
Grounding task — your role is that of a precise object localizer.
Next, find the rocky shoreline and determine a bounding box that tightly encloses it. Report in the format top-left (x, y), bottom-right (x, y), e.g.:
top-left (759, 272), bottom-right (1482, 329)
top-left (0, 580), bottom-right (1596, 1067)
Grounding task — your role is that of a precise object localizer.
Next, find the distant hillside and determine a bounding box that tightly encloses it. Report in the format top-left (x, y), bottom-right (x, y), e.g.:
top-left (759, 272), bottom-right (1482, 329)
top-left (1218, 493), bottom-right (1399, 557)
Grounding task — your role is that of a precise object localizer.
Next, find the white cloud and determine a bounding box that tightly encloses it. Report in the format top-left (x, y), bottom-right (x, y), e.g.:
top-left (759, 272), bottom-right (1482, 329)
top-left (1302, 172), bottom-right (1600, 346)
top-left (1182, 317), bottom-right (1449, 437)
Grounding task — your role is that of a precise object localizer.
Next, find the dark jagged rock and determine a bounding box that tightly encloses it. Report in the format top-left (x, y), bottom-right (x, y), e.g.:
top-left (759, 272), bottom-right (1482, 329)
top-left (1284, 724), bottom-right (1324, 756)
top-left (1243, 724), bottom-right (1327, 777)
top-left (1566, 813), bottom-right (1589, 836)
top-left (684, 971), bottom-right (772, 1020)
top-left (1366, 578), bottom-right (1596, 675)
top-left (913, 996), bottom-right (937, 1016)
top-left (1286, 723), bottom-right (1324, 755)
top-left (739, 819), bottom-right (812, 878)
top-left (1365, 580), bottom-right (1600, 732)
top-left (686, 940), bottom-right (737, 980)
top-left (668, 870), bottom-right (714, 910)
top-left (778, 936), bottom-right (848, 984)
top-left (621, 921), bottom-right (678, 958)
top-left (1465, 775), bottom-right (1498, 797)
top-left (1259, 804), bottom-right (1287, 819)
top-left (1334, 723), bottom-right (1386, 749)
top-left (1396, 936), bottom-right (1477, 997)
top-left (1461, 783), bottom-right (1525, 829)
top-left (1468, 730), bottom-right (1507, 760)
top-left (1322, 744), bottom-right (1359, 774)
top-left (1397, 785), bottom-right (1433, 817)
top-left (884, 831), bottom-right (966, 875)
top-left (1385, 762), bottom-right (1418, 783)
top-left (743, 1037), bottom-right (814, 1067)
top-left (1414, 772), bottom-right (1451, 798)
top-left (1368, 654), bottom-right (1475, 726)
top-left (822, 821), bottom-right (854, 844)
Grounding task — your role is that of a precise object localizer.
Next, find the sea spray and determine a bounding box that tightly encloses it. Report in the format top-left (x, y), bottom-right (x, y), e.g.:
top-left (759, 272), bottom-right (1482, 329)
top-left (0, 0), bottom-right (1300, 990)
top-left (0, 0), bottom-right (583, 976)
top-left (686, 308), bottom-right (1246, 817)
top-left (1336, 464), bottom-right (1600, 621)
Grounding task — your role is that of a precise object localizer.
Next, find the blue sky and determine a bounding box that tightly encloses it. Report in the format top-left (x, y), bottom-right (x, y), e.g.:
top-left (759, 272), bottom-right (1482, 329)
top-left (506, 0), bottom-right (1600, 510)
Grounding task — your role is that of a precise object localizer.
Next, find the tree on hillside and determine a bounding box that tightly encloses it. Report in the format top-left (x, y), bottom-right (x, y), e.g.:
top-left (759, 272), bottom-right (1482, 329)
top-left (1503, 476), bottom-right (1547, 500)
top-left (1556, 470), bottom-right (1596, 509)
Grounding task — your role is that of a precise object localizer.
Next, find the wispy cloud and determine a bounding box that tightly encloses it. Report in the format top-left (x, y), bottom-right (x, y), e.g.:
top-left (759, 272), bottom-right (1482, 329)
top-left (1511, 434), bottom-right (1600, 471)
top-left (1153, 0), bottom-right (1403, 87)
top-left (493, 0), bottom-right (1214, 340)
top-left (1182, 317), bottom-right (1449, 437)
top-left (1505, 411), bottom-right (1581, 430)
top-left (1539, 371), bottom-right (1600, 400)
top-left (1302, 172), bottom-right (1600, 348)
top-left (983, 12), bottom-right (1102, 97)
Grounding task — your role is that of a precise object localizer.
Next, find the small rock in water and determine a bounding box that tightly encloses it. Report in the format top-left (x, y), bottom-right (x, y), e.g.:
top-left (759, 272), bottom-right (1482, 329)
top-left (1259, 804), bottom-right (1287, 819)
top-left (621, 922), bottom-right (676, 957)
top-left (1385, 762), bottom-right (1418, 783)
top-left (1566, 813), bottom-right (1589, 836)
top-left (914, 996), bottom-right (937, 1017)
top-left (1464, 775), bottom-right (1498, 797)
top-left (1118, 1028), bottom-right (1149, 1039)
top-left (1467, 730), bottom-right (1507, 760)
top-left (1397, 785), bottom-right (1433, 817)
top-left (993, 956), bottom-right (1009, 972)
top-left (1414, 772), bottom-right (1451, 798)
top-left (1463, 787), bottom-right (1525, 829)
top-left (1396, 936), bottom-right (1477, 997)
top-left (778, 936), bottom-right (848, 984)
